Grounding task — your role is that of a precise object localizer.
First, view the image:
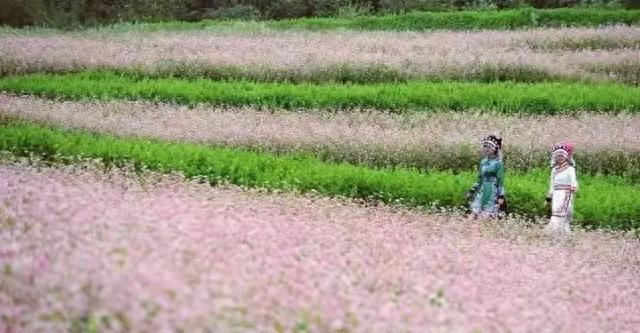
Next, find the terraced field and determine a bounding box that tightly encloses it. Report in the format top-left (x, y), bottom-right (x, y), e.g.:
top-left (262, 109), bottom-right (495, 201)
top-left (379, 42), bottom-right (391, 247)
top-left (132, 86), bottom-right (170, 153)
top-left (1, 9), bottom-right (639, 333)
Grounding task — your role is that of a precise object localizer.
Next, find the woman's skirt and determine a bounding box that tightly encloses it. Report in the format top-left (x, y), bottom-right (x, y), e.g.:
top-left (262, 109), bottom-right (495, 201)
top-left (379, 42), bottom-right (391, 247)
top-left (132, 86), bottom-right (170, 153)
top-left (546, 185), bottom-right (574, 234)
top-left (470, 182), bottom-right (500, 217)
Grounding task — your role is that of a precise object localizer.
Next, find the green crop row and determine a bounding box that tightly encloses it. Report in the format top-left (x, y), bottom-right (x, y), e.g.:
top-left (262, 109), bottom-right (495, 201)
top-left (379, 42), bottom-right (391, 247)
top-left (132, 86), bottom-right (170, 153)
top-left (105, 8), bottom-right (640, 32)
top-left (1, 119), bottom-right (638, 230)
top-left (2, 72), bottom-right (639, 113)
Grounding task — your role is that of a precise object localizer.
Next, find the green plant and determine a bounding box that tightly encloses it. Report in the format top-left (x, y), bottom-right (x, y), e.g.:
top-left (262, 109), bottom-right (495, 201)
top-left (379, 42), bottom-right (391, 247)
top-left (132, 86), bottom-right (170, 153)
top-left (2, 72), bottom-right (638, 114)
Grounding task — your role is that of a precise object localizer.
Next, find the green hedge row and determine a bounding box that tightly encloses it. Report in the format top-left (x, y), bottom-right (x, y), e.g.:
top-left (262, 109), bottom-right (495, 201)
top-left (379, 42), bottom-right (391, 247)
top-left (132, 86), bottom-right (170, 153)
top-left (2, 72), bottom-right (638, 113)
top-left (109, 8), bottom-right (640, 32)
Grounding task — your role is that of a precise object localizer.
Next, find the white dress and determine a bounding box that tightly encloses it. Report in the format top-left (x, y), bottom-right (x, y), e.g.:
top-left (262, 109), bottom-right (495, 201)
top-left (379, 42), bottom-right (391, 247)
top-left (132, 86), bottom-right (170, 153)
top-left (546, 164), bottom-right (578, 234)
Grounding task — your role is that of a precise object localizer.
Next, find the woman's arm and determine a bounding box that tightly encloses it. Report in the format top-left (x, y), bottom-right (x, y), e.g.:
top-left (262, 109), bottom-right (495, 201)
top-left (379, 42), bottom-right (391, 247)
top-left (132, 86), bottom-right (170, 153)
top-left (496, 161), bottom-right (505, 197)
top-left (547, 169), bottom-right (554, 201)
top-left (570, 167), bottom-right (578, 192)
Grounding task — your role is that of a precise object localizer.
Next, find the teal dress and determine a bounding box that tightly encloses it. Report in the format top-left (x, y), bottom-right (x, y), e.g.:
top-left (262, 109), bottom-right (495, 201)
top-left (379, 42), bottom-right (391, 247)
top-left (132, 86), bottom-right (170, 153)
top-left (469, 156), bottom-right (505, 216)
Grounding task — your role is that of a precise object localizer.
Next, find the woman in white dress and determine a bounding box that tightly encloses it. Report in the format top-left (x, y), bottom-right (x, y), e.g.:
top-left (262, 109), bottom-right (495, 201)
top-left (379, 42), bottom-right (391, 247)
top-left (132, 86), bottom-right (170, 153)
top-left (545, 142), bottom-right (578, 234)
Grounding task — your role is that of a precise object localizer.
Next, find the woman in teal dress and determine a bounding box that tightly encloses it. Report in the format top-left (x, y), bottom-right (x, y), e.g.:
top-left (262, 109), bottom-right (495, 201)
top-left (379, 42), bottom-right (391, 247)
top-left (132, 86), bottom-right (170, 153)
top-left (465, 135), bottom-right (506, 219)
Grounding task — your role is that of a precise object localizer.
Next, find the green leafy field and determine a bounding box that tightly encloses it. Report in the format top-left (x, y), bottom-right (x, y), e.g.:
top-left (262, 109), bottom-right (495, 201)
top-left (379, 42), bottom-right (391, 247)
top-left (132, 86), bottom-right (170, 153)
top-left (2, 72), bottom-right (639, 114)
top-left (105, 8), bottom-right (640, 32)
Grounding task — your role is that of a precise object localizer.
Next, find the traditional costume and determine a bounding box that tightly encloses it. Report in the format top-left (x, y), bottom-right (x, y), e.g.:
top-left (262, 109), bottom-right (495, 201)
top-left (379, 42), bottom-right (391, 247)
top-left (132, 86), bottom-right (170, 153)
top-left (467, 135), bottom-right (506, 218)
top-left (546, 142), bottom-right (578, 234)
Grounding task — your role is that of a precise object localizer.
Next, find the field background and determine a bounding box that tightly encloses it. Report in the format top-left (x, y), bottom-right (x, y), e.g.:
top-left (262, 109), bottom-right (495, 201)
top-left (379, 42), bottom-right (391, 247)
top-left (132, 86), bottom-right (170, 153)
top-left (1, 3), bottom-right (640, 333)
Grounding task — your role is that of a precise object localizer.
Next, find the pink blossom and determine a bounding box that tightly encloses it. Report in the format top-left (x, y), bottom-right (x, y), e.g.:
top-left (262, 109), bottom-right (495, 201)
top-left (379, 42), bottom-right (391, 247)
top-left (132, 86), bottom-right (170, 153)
top-left (1, 163), bottom-right (639, 332)
top-left (2, 94), bottom-right (639, 156)
top-left (1, 26), bottom-right (639, 82)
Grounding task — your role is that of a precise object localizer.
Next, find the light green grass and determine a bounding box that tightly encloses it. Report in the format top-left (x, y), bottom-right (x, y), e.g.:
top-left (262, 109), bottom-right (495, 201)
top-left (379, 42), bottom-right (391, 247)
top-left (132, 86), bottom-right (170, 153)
top-left (2, 72), bottom-right (639, 114)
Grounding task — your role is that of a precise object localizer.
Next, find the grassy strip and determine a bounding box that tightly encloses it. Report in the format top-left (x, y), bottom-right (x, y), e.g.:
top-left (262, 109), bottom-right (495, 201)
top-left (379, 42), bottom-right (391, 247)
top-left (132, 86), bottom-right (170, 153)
top-left (1, 72), bottom-right (639, 113)
top-left (271, 8), bottom-right (640, 31)
top-left (104, 8), bottom-right (640, 32)
top-left (0, 119), bottom-right (638, 230)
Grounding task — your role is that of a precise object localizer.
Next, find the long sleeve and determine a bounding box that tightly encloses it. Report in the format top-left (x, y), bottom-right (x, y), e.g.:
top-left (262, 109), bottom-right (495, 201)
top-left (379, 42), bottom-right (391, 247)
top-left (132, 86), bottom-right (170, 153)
top-left (569, 167), bottom-right (578, 192)
top-left (496, 161), bottom-right (505, 196)
top-left (469, 164), bottom-right (482, 193)
top-left (548, 170), bottom-right (554, 197)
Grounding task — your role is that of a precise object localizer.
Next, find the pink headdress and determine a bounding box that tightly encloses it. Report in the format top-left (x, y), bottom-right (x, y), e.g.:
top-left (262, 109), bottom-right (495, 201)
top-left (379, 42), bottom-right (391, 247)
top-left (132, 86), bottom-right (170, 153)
top-left (551, 141), bottom-right (575, 166)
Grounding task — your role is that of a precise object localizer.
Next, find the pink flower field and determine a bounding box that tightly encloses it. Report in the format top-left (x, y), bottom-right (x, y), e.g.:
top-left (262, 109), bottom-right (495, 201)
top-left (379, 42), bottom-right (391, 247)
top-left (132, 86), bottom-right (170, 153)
top-left (1, 163), bottom-right (639, 333)
top-left (2, 26), bottom-right (639, 82)
top-left (3, 94), bottom-right (640, 154)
